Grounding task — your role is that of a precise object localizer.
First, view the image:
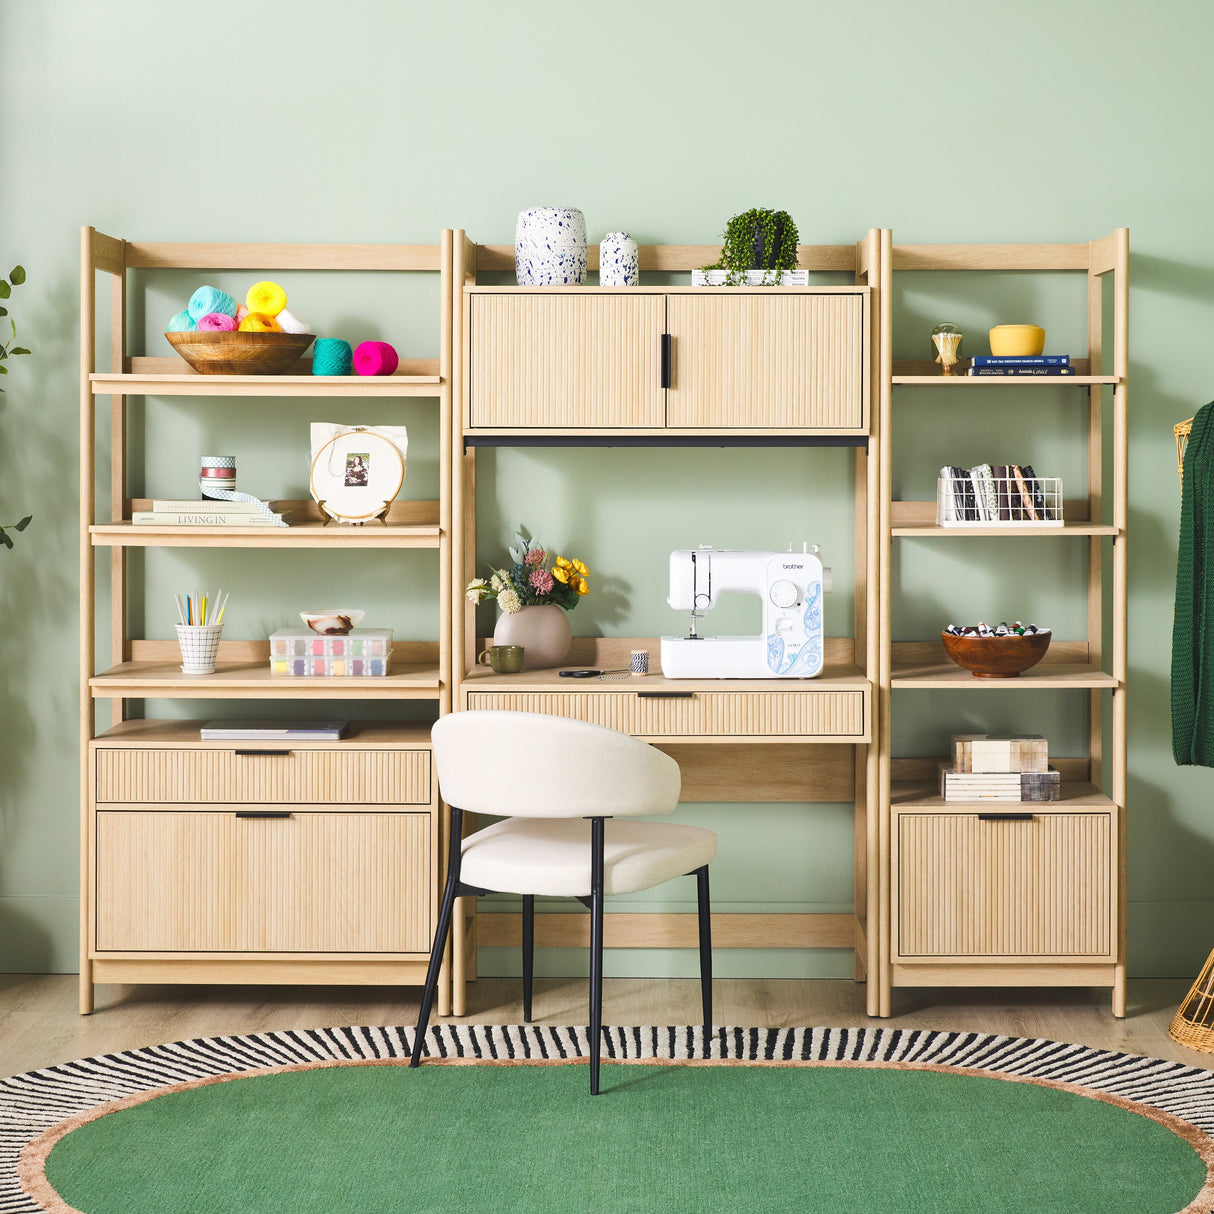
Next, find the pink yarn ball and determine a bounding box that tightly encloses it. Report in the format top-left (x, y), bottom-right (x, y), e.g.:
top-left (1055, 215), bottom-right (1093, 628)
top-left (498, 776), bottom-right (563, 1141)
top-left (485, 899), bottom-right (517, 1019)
top-left (197, 312), bottom-right (238, 332)
top-left (353, 340), bottom-right (399, 376)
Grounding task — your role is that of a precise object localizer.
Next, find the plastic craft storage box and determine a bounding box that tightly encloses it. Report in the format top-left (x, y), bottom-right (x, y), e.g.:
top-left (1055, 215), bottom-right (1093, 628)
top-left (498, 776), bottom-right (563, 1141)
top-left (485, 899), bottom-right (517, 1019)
top-left (269, 652), bottom-right (394, 676)
top-left (268, 628), bottom-right (393, 657)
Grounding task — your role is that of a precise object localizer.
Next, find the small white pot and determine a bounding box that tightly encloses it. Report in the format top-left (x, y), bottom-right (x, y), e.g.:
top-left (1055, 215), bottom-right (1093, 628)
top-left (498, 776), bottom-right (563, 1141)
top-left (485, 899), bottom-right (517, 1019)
top-left (599, 232), bottom-right (639, 286)
top-left (516, 207), bottom-right (586, 247)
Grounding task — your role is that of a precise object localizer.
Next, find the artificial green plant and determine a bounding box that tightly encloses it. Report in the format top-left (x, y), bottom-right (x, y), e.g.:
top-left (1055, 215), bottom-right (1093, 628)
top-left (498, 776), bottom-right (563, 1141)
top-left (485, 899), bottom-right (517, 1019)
top-left (701, 209), bottom-right (800, 285)
top-left (0, 263), bottom-right (32, 548)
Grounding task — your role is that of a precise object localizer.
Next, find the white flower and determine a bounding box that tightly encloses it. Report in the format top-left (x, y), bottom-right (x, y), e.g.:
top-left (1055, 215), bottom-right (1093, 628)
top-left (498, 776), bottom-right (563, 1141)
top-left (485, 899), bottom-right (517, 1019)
top-left (490, 573), bottom-right (505, 591)
top-left (465, 578), bottom-right (487, 603)
top-left (498, 587), bottom-right (522, 614)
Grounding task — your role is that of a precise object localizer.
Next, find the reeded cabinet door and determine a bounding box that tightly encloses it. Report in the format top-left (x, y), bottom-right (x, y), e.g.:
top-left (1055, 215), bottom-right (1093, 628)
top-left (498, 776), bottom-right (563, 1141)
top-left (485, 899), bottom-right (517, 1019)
top-left (468, 293), bottom-right (665, 428)
top-left (665, 293), bottom-right (867, 430)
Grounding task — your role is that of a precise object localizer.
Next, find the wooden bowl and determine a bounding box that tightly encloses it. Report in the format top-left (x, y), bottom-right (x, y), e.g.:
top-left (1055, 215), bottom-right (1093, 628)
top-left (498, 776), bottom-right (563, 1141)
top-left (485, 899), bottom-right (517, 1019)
top-left (166, 330), bottom-right (314, 375)
top-left (940, 628), bottom-right (1051, 678)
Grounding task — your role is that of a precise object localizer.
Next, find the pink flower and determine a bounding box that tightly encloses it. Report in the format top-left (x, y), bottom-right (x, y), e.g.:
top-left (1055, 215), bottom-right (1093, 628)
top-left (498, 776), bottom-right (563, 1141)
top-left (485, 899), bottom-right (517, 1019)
top-left (529, 568), bottom-right (554, 594)
top-left (525, 547), bottom-right (546, 567)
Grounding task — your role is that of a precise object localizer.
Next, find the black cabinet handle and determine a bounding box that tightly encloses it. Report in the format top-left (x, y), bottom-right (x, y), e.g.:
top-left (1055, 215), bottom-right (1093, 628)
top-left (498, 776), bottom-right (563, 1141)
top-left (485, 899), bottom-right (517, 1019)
top-left (978, 812), bottom-right (1035, 822)
top-left (660, 333), bottom-right (672, 388)
top-left (638, 691), bottom-right (695, 699)
top-left (235, 811), bottom-right (293, 819)
top-left (233, 749), bottom-right (291, 757)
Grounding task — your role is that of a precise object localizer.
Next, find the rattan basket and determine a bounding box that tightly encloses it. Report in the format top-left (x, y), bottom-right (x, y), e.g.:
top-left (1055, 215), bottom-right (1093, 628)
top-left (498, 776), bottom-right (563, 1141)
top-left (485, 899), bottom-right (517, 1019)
top-left (1169, 947), bottom-right (1214, 1052)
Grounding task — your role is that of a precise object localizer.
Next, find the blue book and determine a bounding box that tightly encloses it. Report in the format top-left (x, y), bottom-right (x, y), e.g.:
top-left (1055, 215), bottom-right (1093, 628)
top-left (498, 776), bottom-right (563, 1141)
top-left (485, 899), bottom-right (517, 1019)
top-left (970, 354), bottom-right (1070, 367)
top-left (968, 366), bottom-right (1076, 376)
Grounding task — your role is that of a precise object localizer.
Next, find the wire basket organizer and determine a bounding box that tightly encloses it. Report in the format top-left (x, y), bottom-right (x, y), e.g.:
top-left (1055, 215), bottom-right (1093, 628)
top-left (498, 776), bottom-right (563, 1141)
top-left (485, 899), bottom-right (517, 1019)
top-left (936, 474), bottom-right (1063, 527)
top-left (1170, 949), bottom-right (1214, 1053)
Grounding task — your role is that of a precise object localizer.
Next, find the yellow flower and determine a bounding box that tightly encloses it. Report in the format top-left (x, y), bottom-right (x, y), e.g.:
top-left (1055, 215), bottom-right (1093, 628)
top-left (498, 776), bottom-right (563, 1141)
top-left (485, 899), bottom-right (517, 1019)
top-left (574, 575), bottom-right (589, 595)
top-left (554, 556), bottom-right (572, 570)
top-left (571, 557), bottom-right (588, 576)
top-left (552, 565), bottom-right (569, 584)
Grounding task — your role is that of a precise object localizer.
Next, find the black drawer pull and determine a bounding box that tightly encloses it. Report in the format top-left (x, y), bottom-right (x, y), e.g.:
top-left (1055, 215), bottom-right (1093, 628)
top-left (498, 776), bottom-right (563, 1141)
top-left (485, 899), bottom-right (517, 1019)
top-left (235, 811), bottom-right (293, 819)
top-left (660, 333), bottom-right (672, 388)
top-left (233, 749), bottom-right (291, 757)
top-left (978, 812), bottom-right (1035, 822)
top-left (637, 691), bottom-right (695, 699)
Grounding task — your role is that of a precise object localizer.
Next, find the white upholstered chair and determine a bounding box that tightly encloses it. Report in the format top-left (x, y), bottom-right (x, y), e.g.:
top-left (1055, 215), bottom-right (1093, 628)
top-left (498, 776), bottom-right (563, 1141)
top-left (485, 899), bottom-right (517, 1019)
top-left (409, 710), bottom-right (717, 1094)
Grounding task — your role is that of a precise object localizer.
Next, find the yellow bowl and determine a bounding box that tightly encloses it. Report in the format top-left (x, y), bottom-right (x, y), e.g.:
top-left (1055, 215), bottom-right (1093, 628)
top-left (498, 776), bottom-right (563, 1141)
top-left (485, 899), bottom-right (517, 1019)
top-left (989, 324), bottom-right (1045, 357)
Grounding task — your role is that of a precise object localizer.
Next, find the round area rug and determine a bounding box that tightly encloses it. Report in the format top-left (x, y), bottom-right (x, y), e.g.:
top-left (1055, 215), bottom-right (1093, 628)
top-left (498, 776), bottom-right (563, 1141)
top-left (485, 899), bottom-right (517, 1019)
top-left (3, 1026), bottom-right (1214, 1214)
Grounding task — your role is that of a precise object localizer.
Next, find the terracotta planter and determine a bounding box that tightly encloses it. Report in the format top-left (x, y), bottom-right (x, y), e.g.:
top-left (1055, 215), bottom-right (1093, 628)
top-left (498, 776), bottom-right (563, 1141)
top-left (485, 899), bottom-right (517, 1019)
top-left (492, 604), bottom-right (573, 670)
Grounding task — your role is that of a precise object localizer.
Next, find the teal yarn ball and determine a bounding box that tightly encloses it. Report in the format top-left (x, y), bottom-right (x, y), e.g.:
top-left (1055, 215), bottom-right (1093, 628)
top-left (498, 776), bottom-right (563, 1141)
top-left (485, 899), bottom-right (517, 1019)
top-left (187, 285), bottom-right (238, 321)
top-left (312, 338), bottom-right (353, 376)
top-left (166, 309), bottom-right (196, 332)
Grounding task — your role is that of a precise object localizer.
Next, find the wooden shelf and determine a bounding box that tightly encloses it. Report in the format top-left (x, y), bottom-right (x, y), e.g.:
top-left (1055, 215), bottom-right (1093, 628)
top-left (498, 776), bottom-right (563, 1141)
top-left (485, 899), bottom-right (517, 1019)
top-left (461, 661), bottom-right (869, 693)
top-left (91, 521), bottom-right (443, 549)
top-left (892, 521), bottom-right (1118, 537)
top-left (891, 358), bottom-right (1117, 386)
top-left (90, 660), bottom-right (443, 700)
top-left (91, 719), bottom-right (436, 747)
top-left (891, 780), bottom-right (1114, 810)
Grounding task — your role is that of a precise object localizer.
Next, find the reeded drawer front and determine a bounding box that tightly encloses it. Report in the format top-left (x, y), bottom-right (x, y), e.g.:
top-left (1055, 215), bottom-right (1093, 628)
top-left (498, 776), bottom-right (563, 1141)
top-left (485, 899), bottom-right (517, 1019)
top-left (895, 812), bottom-right (1113, 959)
top-left (465, 690), bottom-right (865, 738)
top-left (95, 811), bottom-right (432, 953)
top-left (95, 748), bottom-right (430, 805)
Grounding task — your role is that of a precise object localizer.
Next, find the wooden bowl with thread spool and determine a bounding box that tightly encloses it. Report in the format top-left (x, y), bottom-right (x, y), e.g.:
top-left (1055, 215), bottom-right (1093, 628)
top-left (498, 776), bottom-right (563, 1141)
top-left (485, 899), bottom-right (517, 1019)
top-left (941, 628), bottom-right (1052, 677)
top-left (166, 331), bottom-right (314, 375)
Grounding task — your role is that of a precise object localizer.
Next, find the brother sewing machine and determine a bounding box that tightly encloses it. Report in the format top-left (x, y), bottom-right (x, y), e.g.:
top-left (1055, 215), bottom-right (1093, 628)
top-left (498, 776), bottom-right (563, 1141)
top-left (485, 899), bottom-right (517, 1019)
top-left (660, 545), bottom-right (831, 679)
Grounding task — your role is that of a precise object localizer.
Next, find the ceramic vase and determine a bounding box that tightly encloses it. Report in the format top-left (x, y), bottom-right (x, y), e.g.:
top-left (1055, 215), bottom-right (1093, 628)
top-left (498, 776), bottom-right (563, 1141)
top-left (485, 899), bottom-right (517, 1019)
top-left (599, 232), bottom-right (639, 286)
top-left (492, 603), bottom-right (573, 670)
top-left (515, 207), bottom-right (588, 286)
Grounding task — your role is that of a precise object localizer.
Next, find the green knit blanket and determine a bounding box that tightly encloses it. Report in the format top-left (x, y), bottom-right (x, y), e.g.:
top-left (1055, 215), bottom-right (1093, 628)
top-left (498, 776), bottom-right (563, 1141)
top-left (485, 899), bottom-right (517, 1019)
top-left (1172, 400), bottom-right (1214, 764)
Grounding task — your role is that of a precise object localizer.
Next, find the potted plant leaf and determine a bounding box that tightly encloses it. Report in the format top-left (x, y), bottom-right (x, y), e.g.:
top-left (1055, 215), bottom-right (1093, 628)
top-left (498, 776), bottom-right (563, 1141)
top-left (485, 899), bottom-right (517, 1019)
top-left (1, 263), bottom-right (32, 548)
top-left (697, 208), bottom-right (801, 286)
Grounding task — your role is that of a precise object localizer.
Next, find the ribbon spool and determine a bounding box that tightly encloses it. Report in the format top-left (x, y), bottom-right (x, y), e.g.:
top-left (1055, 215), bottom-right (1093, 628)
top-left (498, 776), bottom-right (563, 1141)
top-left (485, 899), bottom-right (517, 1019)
top-left (199, 455), bottom-right (286, 527)
top-left (353, 341), bottom-right (399, 377)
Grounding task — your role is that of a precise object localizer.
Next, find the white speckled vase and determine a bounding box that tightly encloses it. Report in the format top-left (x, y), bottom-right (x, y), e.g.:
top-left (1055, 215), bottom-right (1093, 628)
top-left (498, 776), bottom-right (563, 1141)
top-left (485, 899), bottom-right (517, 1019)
top-left (599, 232), bottom-right (639, 286)
top-left (515, 207), bottom-right (588, 285)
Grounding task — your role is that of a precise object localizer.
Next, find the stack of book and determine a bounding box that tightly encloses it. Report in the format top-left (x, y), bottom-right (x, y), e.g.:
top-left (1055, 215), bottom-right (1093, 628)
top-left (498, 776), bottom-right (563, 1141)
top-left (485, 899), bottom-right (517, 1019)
top-left (938, 464), bottom-right (1060, 523)
top-left (939, 733), bottom-right (1060, 802)
top-left (133, 499), bottom-right (291, 526)
top-left (967, 355), bottom-right (1075, 377)
top-left (199, 720), bottom-right (348, 741)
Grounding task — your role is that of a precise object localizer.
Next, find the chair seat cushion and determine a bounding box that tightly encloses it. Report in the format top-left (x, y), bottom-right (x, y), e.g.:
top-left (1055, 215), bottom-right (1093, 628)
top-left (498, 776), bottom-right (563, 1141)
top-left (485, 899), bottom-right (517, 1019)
top-left (460, 818), bottom-right (717, 897)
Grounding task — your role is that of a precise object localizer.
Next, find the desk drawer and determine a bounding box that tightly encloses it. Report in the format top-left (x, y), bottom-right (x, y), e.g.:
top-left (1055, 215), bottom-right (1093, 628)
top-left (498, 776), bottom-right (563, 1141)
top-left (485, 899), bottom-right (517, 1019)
top-left (465, 690), bottom-right (865, 738)
top-left (95, 810), bottom-right (432, 953)
top-left (95, 748), bottom-right (431, 805)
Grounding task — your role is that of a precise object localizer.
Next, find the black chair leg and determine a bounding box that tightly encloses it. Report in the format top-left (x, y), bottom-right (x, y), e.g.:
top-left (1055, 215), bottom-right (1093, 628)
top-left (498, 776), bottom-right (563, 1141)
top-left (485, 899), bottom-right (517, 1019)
top-left (522, 894), bottom-right (535, 1022)
top-left (589, 817), bottom-right (605, 1095)
top-left (411, 807), bottom-right (463, 1068)
top-left (696, 864), bottom-right (713, 1055)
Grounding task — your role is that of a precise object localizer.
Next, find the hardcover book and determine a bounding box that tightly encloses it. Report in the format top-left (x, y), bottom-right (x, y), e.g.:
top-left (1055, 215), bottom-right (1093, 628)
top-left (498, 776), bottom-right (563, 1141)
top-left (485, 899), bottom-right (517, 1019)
top-left (970, 355), bottom-right (1070, 367)
top-left (967, 366), bottom-right (1077, 376)
top-left (199, 720), bottom-right (349, 741)
top-left (133, 511), bottom-right (292, 526)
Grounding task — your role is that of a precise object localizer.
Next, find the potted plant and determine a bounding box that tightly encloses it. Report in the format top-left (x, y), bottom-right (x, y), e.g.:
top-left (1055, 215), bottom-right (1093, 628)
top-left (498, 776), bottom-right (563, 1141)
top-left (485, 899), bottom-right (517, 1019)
top-left (0, 262), bottom-right (31, 548)
top-left (697, 208), bottom-right (801, 286)
top-left (465, 532), bottom-right (589, 669)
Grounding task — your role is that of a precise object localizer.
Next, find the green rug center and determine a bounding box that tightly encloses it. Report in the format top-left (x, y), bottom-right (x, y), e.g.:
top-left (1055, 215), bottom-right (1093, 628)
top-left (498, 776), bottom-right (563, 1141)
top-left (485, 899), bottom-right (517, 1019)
top-left (44, 1062), bottom-right (1206, 1214)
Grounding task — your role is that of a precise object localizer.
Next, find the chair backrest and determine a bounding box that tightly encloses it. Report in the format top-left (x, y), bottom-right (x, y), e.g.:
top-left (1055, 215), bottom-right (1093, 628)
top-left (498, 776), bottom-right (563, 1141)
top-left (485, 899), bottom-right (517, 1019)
top-left (430, 711), bottom-right (681, 819)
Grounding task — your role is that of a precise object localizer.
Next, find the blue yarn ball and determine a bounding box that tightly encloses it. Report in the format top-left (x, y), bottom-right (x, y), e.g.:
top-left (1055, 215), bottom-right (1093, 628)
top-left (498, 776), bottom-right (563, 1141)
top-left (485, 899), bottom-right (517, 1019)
top-left (166, 309), bottom-right (196, 332)
top-left (187, 285), bottom-right (238, 322)
top-left (312, 338), bottom-right (353, 376)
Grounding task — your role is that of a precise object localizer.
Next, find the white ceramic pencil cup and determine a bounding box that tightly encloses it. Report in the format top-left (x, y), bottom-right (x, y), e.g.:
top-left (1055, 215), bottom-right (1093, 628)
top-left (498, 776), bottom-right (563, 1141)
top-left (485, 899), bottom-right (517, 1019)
top-left (176, 623), bottom-right (224, 675)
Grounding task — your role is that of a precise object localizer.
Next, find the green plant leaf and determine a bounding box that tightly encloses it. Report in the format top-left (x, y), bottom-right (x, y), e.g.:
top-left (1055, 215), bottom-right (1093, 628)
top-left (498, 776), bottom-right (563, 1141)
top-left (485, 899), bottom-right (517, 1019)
top-left (0, 364), bottom-right (9, 374)
top-left (0, 306), bottom-right (8, 318)
top-left (10, 348), bottom-right (29, 356)
top-left (14, 516), bottom-right (31, 531)
top-left (0, 281), bottom-right (10, 300)
top-left (0, 530), bottom-right (11, 549)
top-left (9, 266), bottom-right (25, 285)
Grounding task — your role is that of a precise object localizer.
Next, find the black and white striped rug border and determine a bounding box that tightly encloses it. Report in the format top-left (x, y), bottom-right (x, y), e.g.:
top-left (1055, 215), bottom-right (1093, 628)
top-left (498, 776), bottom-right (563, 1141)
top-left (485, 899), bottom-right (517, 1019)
top-left (3, 1024), bottom-right (1214, 1212)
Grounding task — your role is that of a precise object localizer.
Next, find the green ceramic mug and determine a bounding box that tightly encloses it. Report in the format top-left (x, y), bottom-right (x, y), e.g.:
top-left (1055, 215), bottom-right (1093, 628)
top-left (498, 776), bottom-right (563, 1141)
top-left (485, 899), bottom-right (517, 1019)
top-left (478, 644), bottom-right (525, 674)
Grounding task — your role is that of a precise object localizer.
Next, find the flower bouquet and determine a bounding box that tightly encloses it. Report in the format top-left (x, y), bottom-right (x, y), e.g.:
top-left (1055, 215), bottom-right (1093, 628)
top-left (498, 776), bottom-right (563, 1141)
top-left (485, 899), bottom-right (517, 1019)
top-left (465, 534), bottom-right (589, 614)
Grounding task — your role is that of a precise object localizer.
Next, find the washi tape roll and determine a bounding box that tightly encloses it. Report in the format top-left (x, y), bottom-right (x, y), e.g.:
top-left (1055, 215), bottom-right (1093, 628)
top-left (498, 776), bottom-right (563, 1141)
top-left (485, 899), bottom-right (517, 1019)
top-left (353, 341), bottom-right (399, 376)
top-left (198, 455), bottom-right (287, 527)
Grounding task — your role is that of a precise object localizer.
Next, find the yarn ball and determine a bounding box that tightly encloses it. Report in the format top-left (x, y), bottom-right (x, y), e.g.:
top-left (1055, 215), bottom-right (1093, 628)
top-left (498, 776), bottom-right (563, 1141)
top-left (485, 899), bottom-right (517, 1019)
top-left (275, 307), bottom-right (312, 335)
top-left (312, 337), bottom-right (353, 376)
top-left (197, 312), bottom-right (238, 332)
top-left (187, 285), bottom-right (238, 322)
top-left (353, 340), bottom-right (399, 376)
top-left (166, 309), bottom-right (196, 332)
top-left (246, 280), bottom-right (287, 316)
top-left (238, 312), bottom-right (282, 333)
top-left (235, 304), bottom-right (249, 323)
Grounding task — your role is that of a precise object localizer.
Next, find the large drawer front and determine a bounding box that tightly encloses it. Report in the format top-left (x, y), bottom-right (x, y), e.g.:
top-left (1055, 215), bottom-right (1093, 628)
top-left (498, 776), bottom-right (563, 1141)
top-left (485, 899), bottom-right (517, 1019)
top-left (95, 748), bottom-right (430, 805)
top-left (466, 690), bottom-right (865, 738)
top-left (896, 812), bottom-right (1113, 959)
top-left (95, 811), bottom-right (431, 953)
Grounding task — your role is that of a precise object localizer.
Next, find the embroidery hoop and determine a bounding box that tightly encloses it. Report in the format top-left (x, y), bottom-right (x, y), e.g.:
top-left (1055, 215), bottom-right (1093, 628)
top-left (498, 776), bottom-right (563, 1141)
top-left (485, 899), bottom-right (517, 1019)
top-left (309, 427), bottom-right (405, 525)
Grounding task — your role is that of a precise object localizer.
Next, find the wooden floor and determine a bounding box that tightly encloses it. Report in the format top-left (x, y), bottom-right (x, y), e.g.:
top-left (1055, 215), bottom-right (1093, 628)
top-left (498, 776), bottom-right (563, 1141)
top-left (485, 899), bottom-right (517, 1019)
top-left (0, 975), bottom-right (1205, 1078)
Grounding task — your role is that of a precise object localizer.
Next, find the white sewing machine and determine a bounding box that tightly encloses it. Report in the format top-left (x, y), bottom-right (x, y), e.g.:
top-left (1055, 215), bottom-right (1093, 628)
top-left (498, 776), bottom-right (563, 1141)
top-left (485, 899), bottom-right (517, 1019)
top-left (660, 546), bottom-right (831, 679)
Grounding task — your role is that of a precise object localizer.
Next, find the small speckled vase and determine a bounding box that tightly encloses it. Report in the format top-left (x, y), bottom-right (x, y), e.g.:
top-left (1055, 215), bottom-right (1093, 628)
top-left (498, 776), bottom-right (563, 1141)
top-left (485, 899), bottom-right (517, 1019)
top-left (599, 232), bottom-right (639, 286)
top-left (515, 207), bottom-right (588, 285)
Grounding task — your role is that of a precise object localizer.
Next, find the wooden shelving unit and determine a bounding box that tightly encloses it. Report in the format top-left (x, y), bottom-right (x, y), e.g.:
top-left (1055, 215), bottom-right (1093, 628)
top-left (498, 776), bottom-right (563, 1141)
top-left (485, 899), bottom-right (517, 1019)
top-left (875, 231), bottom-right (1129, 1017)
top-left (79, 230), bottom-right (455, 1013)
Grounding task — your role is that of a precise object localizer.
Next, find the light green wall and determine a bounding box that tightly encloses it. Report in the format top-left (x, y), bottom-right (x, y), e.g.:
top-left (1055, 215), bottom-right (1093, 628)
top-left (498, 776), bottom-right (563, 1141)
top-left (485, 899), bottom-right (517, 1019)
top-left (1, 1), bottom-right (1210, 980)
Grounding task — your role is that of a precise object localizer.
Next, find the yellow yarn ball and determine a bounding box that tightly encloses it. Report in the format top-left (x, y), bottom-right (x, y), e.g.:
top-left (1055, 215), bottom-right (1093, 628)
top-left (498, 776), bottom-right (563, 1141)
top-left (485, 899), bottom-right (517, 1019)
top-left (239, 312), bottom-right (281, 333)
top-left (245, 280), bottom-right (287, 316)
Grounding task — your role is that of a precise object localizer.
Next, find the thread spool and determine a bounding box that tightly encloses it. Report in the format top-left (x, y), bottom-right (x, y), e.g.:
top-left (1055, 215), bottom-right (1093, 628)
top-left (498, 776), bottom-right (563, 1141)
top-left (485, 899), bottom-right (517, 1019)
top-left (197, 312), bottom-right (238, 332)
top-left (166, 309), bottom-right (196, 332)
top-left (312, 338), bottom-right (353, 376)
top-left (200, 456), bottom-right (237, 499)
top-left (275, 307), bottom-right (312, 334)
top-left (239, 312), bottom-right (281, 333)
top-left (353, 340), bottom-right (399, 376)
top-left (246, 281), bottom-right (287, 316)
top-left (187, 285), bottom-right (238, 322)
top-left (630, 649), bottom-right (649, 676)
